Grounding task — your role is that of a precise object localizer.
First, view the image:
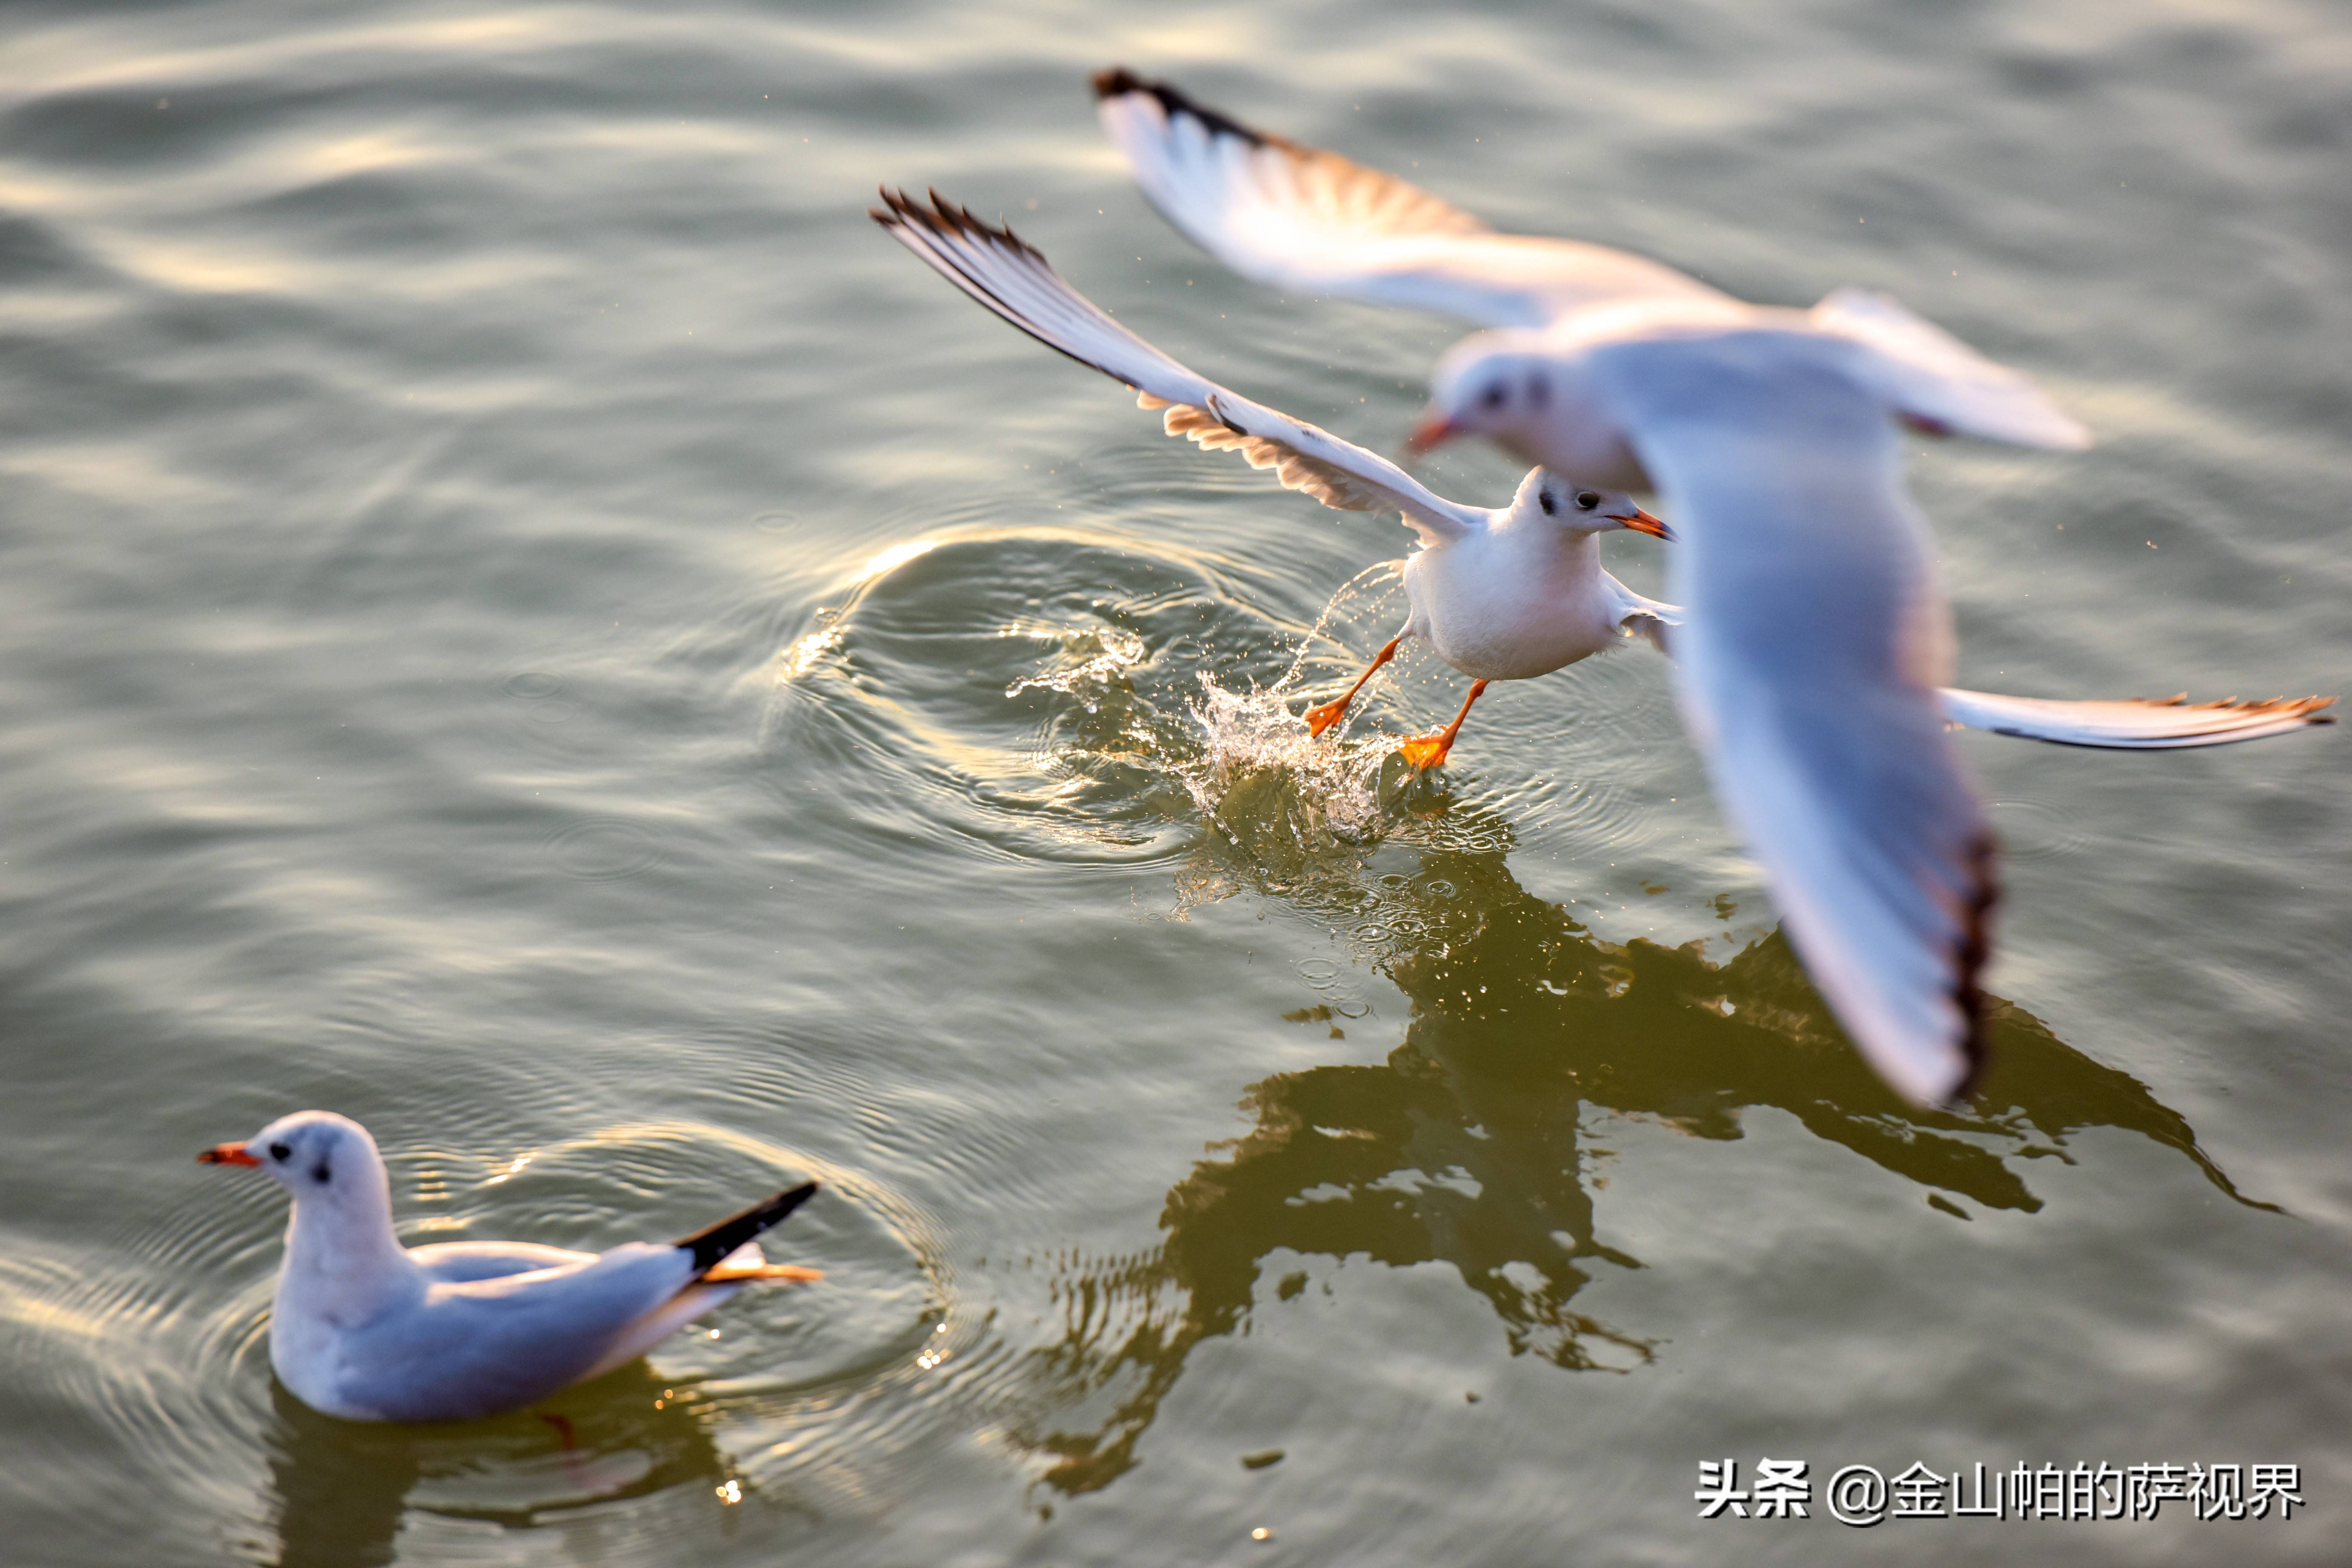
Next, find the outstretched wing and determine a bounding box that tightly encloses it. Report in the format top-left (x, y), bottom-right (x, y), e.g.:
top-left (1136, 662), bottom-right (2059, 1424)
top-left (1582, 575), bottom-right (2331, 749)
top-left (1939, 688), bottom-right (2333, 748)
top-left (1093, 68), bottom-right (1724, 329)
top-left (1812, 288), bottom-right (2090, 452)
top-left (874, 187), bottom-right (1482, 544)
top-left (1597, 337), bottom-right (1999, 1107)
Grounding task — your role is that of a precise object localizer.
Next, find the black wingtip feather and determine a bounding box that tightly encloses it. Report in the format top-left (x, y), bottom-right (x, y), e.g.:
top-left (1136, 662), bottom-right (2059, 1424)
top-left (1943, 833), bottom-right (2001, 1105)
top-left (675, 1182), bottom-right (819, 1276)
top-left (873, 186), bottom-right (1055, 274)
top-left (1090, 65), bottom-right (1275, 149)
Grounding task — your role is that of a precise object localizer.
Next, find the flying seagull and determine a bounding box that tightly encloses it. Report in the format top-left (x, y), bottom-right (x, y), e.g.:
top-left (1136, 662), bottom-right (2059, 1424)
top-left (873, 188), bottom-right (2332, 1106)
top-left (1090, 67), bottom-right (2090, 482)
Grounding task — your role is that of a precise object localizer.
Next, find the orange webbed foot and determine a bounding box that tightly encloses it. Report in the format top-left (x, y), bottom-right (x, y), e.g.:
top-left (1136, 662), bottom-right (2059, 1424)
top-left (1303, 696), bottom-right (1351, 737)
top-left (1398, 734), bottom-right (1451, 770)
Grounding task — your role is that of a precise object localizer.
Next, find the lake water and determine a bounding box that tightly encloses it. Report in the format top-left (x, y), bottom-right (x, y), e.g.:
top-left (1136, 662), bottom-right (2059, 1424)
top-left (2, 2), bottom-right (2347, 1562)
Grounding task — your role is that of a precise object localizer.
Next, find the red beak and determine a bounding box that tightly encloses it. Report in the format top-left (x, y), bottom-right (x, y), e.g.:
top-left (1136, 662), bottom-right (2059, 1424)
top-left (1609, 507), bottom-right (1675, 542)
top-left (1404, 411), bottom-right (1456, 459)
top-left (198, 1142), bottom-right (261, 1166)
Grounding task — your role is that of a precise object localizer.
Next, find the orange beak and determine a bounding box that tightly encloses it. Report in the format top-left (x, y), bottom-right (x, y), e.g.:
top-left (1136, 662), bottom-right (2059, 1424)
top-left (1609, 506), bottom-right (1674, 542)
top-left (198, 1142), bottom-right (261, 1166)
top-left (1403, 410), bottom-right (1456, 459)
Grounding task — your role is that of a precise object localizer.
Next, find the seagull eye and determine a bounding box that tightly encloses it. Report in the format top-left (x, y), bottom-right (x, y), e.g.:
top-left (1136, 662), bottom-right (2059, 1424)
top-left (1539, 489), bottom-right (1557, 516)
top-left (1575, 491), bottom-right (1601, 511)
top-left (1480, 383), bottom-right (1505, 409)
top-left (268, 1141), bottom-right (290, 1162)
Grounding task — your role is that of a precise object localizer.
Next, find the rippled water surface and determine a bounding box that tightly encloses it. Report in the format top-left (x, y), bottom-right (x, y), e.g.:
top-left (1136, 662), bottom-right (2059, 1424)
top-left (3, 2), bottom-right (2349, 1562)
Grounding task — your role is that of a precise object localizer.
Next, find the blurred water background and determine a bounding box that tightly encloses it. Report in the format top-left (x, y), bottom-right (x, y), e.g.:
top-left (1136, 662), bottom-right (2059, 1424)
top-left (1, 1), bottom-right (2348, 1562)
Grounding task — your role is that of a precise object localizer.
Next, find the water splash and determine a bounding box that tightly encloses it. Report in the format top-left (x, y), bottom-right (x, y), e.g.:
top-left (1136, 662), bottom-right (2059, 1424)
top-left (1004, 624), bottom-right (1146, 712)
top-left (1179, 674), bottom-right (1395, 847)
top-left (1170, 562), bottom-right (1416, 852)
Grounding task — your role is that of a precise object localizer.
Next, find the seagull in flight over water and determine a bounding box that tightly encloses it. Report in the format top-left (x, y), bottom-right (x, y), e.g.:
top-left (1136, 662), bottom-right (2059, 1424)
top-left (873, 187), bottom-right (2332, 1109)
top-left (201, 1110), bottom-right (822, 1422)
top-left (1091, 67), bottom-right (2093, 476)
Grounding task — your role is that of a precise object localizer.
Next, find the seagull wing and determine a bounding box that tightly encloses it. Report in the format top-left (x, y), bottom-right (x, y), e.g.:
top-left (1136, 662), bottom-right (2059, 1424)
top-left (334, 1186), bottom-right (823, 1421)
top-left (874, 187), bottom-right (1482, 545)
top-left (334, 1244), bottom-right (700, 1421)
top-left (1599, 570), bottom-right (1682, 654)
top-left (1577, 575), bottom-right (2329, 747)
top-left (408, 1239), bottom-right (597, 1284)
top-left (1092, 69), bottom-right (1727, 329)
top-left (1811, 287), bottom-right (2091, 451)
top-left (1939, 688), bottom-right (2334, 747)
top-left (1595, 337), bottom-right (1997, 1106)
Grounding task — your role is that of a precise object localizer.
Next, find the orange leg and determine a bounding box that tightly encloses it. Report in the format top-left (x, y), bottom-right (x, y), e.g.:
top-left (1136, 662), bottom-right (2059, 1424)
top-left (1399, 680), bottom-right (1489, 770)
top-left (1302, 637), bottom-right (1400, 738)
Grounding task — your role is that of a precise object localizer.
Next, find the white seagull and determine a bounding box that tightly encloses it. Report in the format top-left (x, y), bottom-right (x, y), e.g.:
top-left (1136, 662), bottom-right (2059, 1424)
top-left (1090, 68), bottom-right (2092, 477)
top-left (878, 186), bottom-right (1672, 769)
top-left (200, 1111), bottom-right (822, 1422)
top-left (873, 188), bottom-right (2333, 1107)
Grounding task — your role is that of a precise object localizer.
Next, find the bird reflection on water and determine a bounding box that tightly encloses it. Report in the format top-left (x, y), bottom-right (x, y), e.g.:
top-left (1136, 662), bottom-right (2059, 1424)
top-left (1014, 840), bottom-right (2271, 1498)
top-left (262, 1359), bottom-right (752, 1566)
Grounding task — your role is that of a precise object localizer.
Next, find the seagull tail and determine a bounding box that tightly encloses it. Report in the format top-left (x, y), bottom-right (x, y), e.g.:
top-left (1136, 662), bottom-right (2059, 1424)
top-left (674, 1182), bottom-right (819, 1277)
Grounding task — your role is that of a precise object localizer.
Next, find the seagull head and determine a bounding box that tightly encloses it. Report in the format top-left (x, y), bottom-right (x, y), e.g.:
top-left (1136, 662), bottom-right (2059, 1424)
top-left (200, 1110), bottom-right (389, 1210)
top-left (1510, 469), bottom-right (1672, 540)
top-left (1407, 331), bottom-right (1558, 462)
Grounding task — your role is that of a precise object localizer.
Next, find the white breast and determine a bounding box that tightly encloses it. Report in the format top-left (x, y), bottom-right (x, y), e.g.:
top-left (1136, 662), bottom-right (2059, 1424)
top-left (1405, 527), bottom-right (1620, 682)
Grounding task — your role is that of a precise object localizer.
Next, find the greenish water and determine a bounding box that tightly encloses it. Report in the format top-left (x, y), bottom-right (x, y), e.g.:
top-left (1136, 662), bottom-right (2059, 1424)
top-left (1, 2), bottom-right (2347, 1563)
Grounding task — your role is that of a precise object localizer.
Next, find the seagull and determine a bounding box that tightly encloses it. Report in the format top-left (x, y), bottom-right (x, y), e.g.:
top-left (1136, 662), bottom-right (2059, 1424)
top-left (876, 187), bottom-right (1672, 769)
top-left (1091, 68), bottom-right (2092, 479)
top-left (199, 1110), bottom-right (822, 1423)
top-left (873, 188), bottom-right (2332, 1107)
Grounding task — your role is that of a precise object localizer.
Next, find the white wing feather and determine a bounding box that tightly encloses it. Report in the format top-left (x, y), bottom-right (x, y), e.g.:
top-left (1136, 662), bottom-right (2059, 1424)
top-left (874, 188), bottom-right (1482, 545)
top-left (1939, 688), bottom-right (2333, 747)
top-left (1092, 69), bottom-right (1725, 329)
top-left (1594, 576), bottom-right (2329, 749)
top-left (1812, 288), bottom-right (2091, 451)
top-left (1600, 571), bottom-right (1681, 654)
top-left (1598, 341), bottom-right (1997, 1106)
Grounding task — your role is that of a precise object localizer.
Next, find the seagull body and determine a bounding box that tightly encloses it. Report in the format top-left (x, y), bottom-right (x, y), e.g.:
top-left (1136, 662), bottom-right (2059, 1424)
top-left (874, 184), bottom-right (2331, 1106)
top-left (1463, 318), bottom-right (2326, 1104)
top-left (1090, 69), bottom-right (2092, 472)
top-left (200, 1111), bottom-right (821, 1423)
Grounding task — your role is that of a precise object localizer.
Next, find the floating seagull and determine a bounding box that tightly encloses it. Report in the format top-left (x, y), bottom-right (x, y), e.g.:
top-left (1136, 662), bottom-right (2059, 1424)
top-left (200, 1111), bottom-right (821, 1422)
top-left (872, 188), bottom-right (2332, 1106)
top-left (1091, 68), bottom-right (2090, 478)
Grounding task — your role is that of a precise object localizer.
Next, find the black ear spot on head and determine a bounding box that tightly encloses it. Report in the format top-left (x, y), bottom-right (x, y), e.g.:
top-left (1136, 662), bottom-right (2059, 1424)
top-left (1538, 488), bottom-right (1557, 516)
top-left (311, 1156), bottom-right (332, 1185)
top-left (268, 1142), bottom-right (291, 1162)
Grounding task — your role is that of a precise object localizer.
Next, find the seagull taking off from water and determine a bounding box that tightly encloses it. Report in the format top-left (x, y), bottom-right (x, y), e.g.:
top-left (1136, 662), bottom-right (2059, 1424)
top-left (200, 1110), bottom-right (821, 1422)
top-left (876, 186), bottom-right (1672, 770)
top-left (872, 186), bottom-right (2332, 1108)
top-left (1091, 68), bottom-right (2091, 481)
